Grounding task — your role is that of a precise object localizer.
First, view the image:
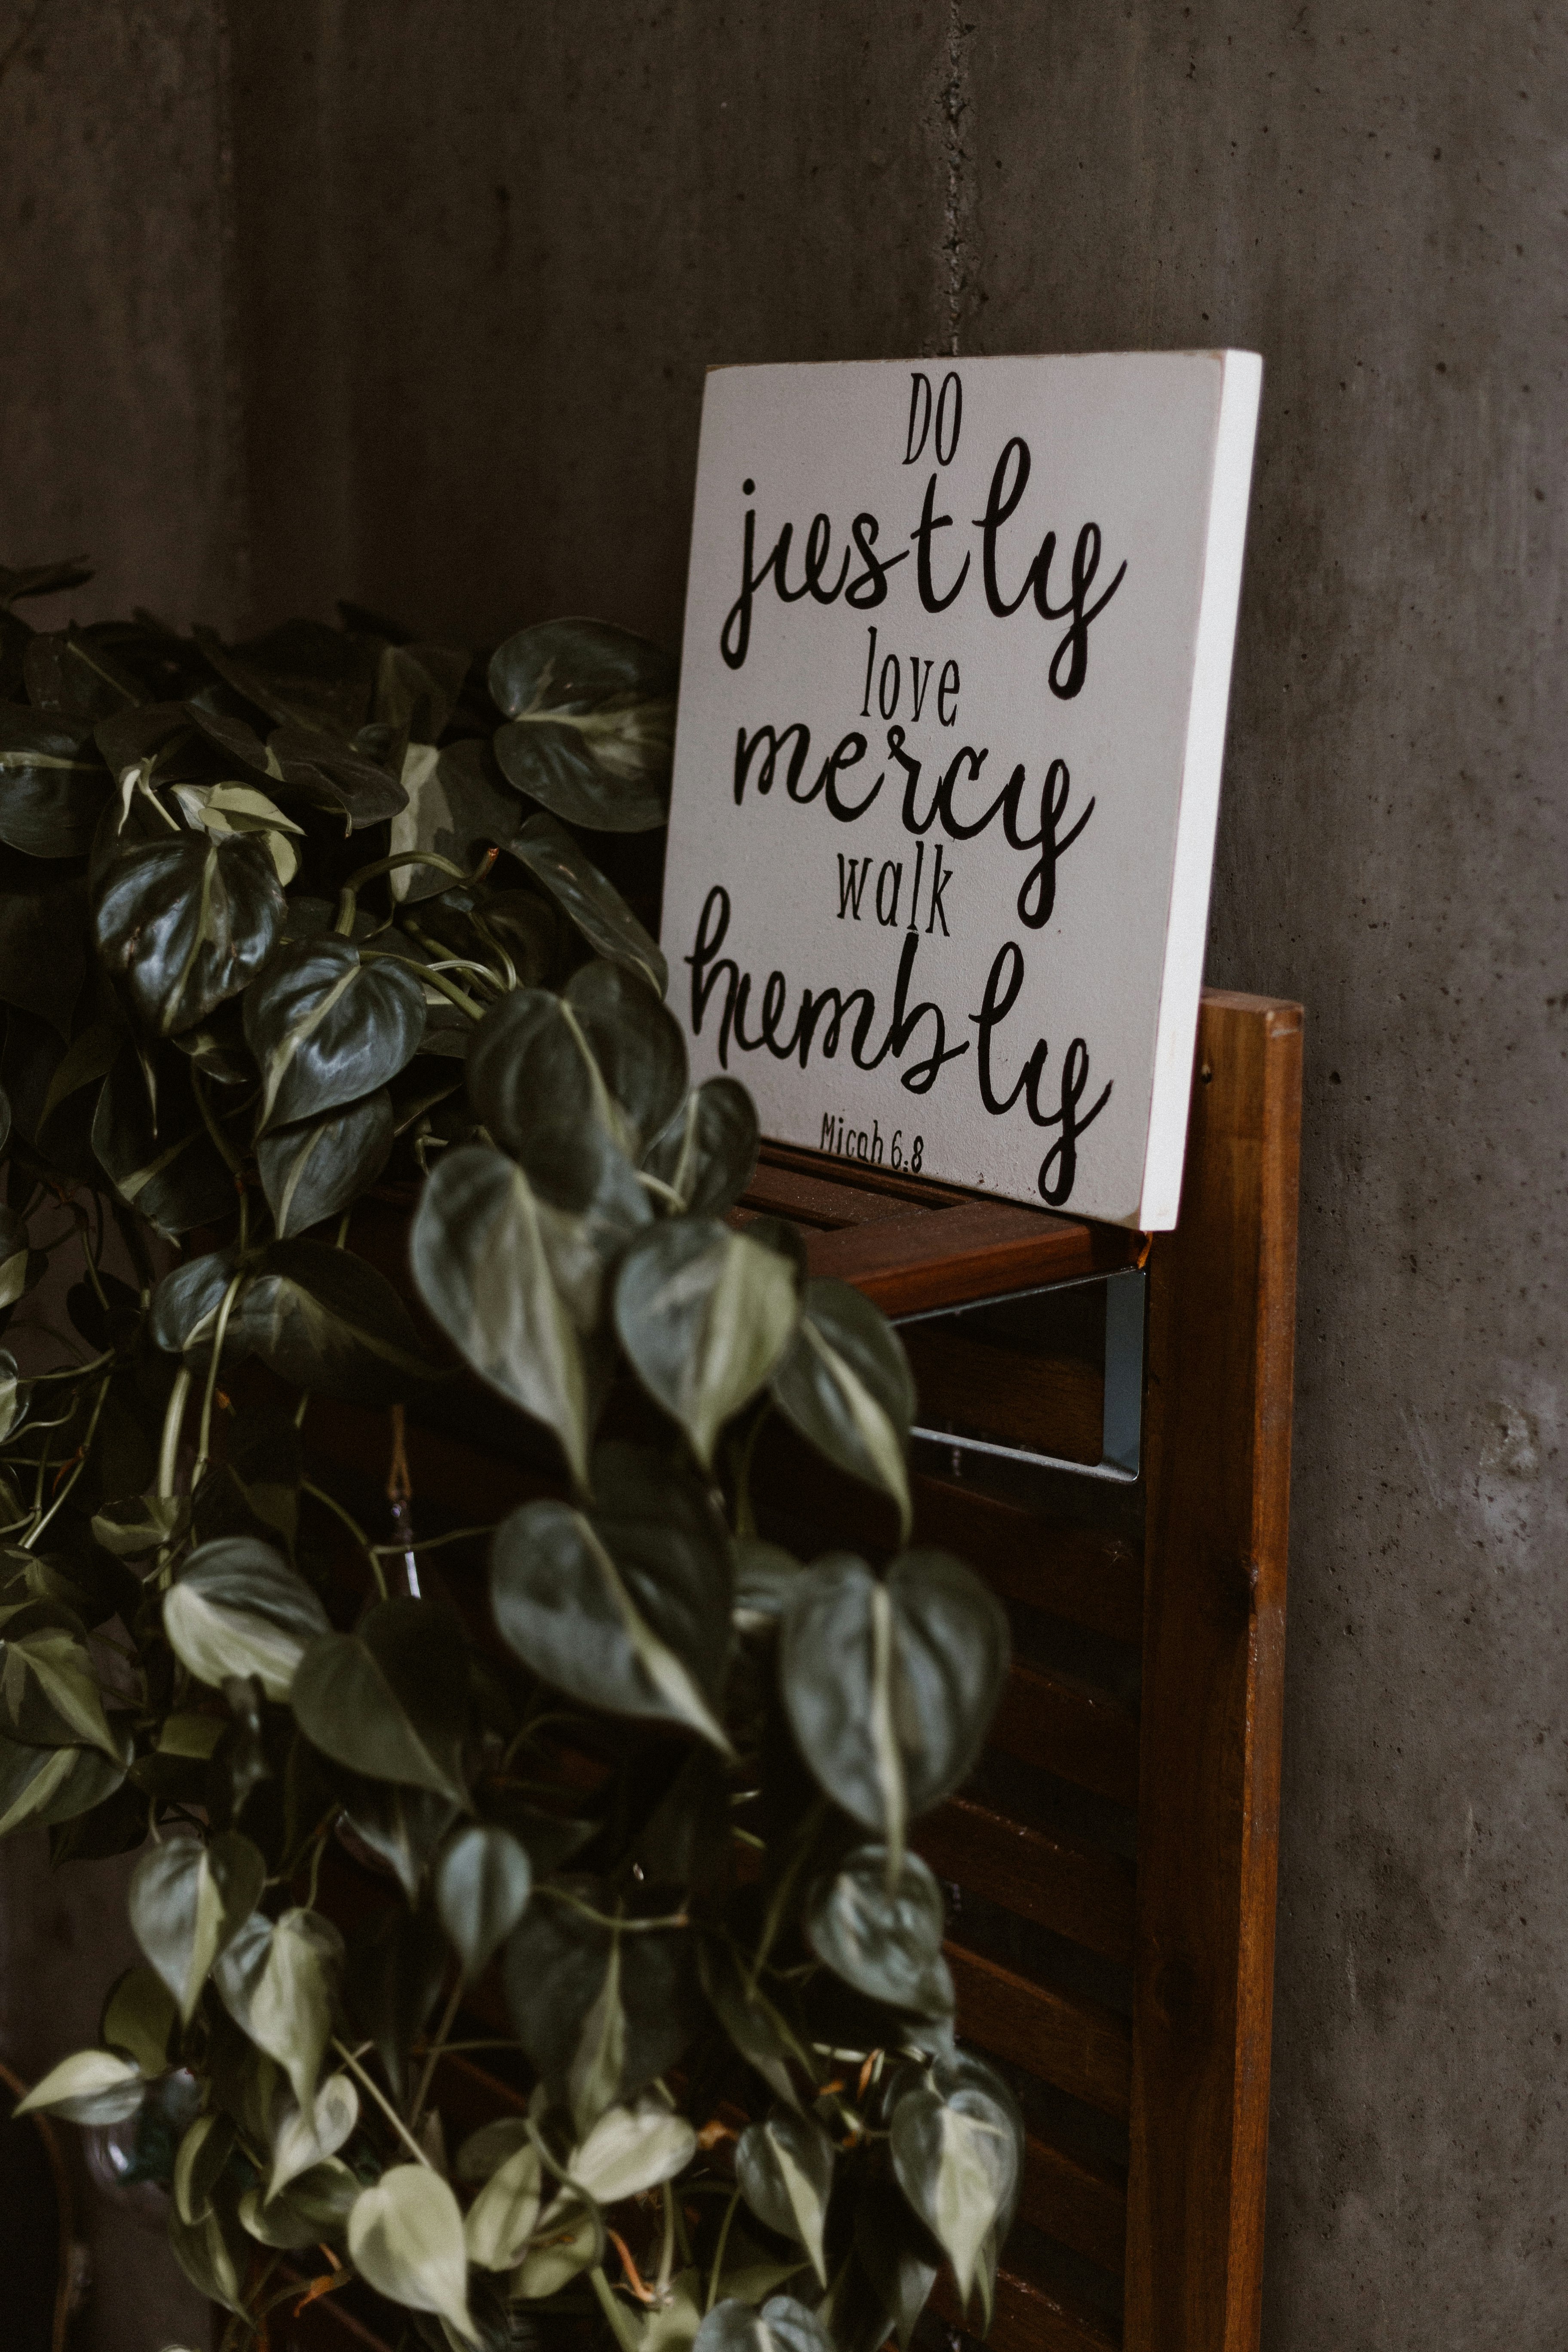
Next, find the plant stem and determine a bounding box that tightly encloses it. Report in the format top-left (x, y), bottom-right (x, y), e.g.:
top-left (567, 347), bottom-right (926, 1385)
top-left (300, 1479), bottom-right (388, 1599)
top-left (329, 2040), bottom-right (432, 2169)
top-left (409, 1974), bottom-right (464, 2134)
top-left (368, 1520), bottom-right (499, 1559)
top-left (706, 2188), bottom-right (742, 2314)
top-left (590, 2264), bottom-right (642, 2352)
top-left (361, 948), bottom-right (487, 1022)
top-left (156, 1366), bottom-right (193, 1501)
top-left (24, 1375), bottom-right (111, 1548)
top-left (537, 1886), bottom-right (688, 1933)
top-left (191, 1272), bottom-right (245, 1488)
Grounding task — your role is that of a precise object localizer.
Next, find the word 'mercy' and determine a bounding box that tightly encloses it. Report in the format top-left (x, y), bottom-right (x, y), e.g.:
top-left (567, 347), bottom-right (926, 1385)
top-left (733, 720), bottom-right (1093, 931)
top-left (720, 435), bottom-right (1127, 690)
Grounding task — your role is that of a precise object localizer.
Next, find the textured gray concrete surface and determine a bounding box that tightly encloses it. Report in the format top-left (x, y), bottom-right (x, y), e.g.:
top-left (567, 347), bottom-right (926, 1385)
top-left (1, 3), bottom-right (1564, 2347)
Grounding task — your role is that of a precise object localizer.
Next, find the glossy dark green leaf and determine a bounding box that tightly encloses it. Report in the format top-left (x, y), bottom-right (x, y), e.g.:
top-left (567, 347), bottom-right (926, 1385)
top-left (129, 1827), bottom-right (266, 2020)
top-left (0, 1203), bottom-right (36, 1310)
top-left (229, 1239), bottom-right (435, 1405)
top-left (643, 1077), bottom-right (760, 1217)
top-left (24, 626), bottom-right (145, 723)
top-left (697, 1936), bottom-right (811, 2108)
top-left (695, 2297), bottom-right (833, 2352)
top-left (410, 1143), bottom-right (592, 1485)
top-left (0, 709), bottom-right (110, 854)
top-left (93, 832), bottom-right (285, 1036)
top-left (375, 641), bottom-right (469, 744)
top-left (191, 1406), bottom-right (301, 1551)
top-left (779, 1553), bottom-right (1007, 1862)
top-left (490, 1443), bottom-right (733, 1748)
top-left (267, 722), bottom-right (409, 827)
top-left (345, 1901), bottom-right (447, 2104)
top-left (503, 1880), bottom-right (703, 2127)
top-left (564, 958), bottom-right (688, 1154)
top-left (736, 2111), bottom-right (836, 2283)
top-left (465, 986), bottom-right (597, 1155)
top-left (14, 2047), bottom-right (145, 2127)
top-left (193, 621), bottom-right (377, 738)
top-left (490, 619), bottom-right (675, 832)
top-left (853, 2180), bottom-right (939, 2351)
top-left (348, 2163), bottom-right (474, 2341)
top-left (257, 1085), bottom-right (393, 1237)
top-left (101, 1962), bottom-right (181, 2076)
top-left (804, 1845), bottom-right (952, 2018)
top-left (92, 1493), bottom-right (186, 1556)
top-left (0, 1724), bottom-right (129, 1837)
top-left (239, 2156), bottom-right (359, 2249)
top-left (291, 1596), bottom-right (470, 1801)
top-left (163, 1536), bottom-right (330, 1702)
top-left (888, 2056), bottom-right (1021, 2303)
top-left (615, 1216), bottom-right (800, 1470)
top-left (245, 935), bottom-right (426, 1133)
top-left (92, 698), bottom-right (195, 781)
top-left (0, 557), bottom-right (92, 607)
top-left (389, 737), bottom-right (521, 904)
top-left (213, 1903), bottom-right (344, 2111)
top-left (770, 1280), bottom-right (915, 1537)
top-left (434, 1821), bottom-right (532, 1980)
top-left (0, 1601), bottom-right (120, 1752)
top-left (511, 810), bottom-right (667, 994)
top-left (168, 2183), bottom-right (248, 2314)
top-left (91, 1053), bottom-right (235, 1234)
top-left (337, 1771), bottom-right (459, 1903)
top-left (150, 1248), bottom-right (241, 1363)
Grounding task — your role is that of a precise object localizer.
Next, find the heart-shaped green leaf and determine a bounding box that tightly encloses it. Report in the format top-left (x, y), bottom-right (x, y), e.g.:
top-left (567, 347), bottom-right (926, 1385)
top-left (464, 2135), bottom-right (543, 2270)
top-left (257, 1086), bottom-right (394, 1237)
top-left (230, 1240), bottom-right (435, 1405)
top-left (643, 1078), bottom-right (760, 1216)
top-left (615, 1218), bottom-right (799, 1470)
top-left (888, 2058), bottom-right (1021, 2304)
top-left (163, 1537), bottom-right (330, 1702)
top-left (344, 1903), bottom-right (447, 2106)
top-left (735, 2110), bottom-right (836, 2283)
top-left (389, 737), bottom-right (521, 903)
top-left (434, 1822), bottom-right (532, 1982)
top-left (130, 1828), bottom-right (266, 2021)
top-left (770, 1280), bottom-right (915, 1537)
top-left (90, 1054), bottom-right (235, 1236)
top-left (337, 1770), bottom-right (459, 1903)
top-left (490, 1445), bottom-right (733, 1749)
top-left (245, 935), bottom-right (426, 1133)
top-left (490, 619), bottom-right (676, 833)
top-left (0, 1604), bottom-right (120, 1754)
top-left (0, 1726), bottom-right (129, 1836)
top-left (267, 2069), bottom-right (358, 2200)
top-left (214, 1905), bottom-right (343, 2111)
top-left (511, 811), bottom-right (667, 994)
top-left (410, 1143), bottom-right (591, 1487)
top-left (101, 1963), bottom-right (181, 2076)
top-left (804, 1845), bottom-right (953, 2018)
top-left (0, 709), bottom-right (110, 854)
top-left (779, 1554), bottom-right (1008, 1855)
top-left (504, 1884), bottom-right (702, 2129)
top-left (348, 2164), bottom-right (473, 2340)
top-left (571, 2093), bottom-right (698, 2203)
top-left (694, 2297), bottom-right (833, 2352)
top-left (14, 2046), bottom-right (144, 2125)
top-left (93, 833), bottom-right (285, 1036)
top-left (291, 1596), bottom-right (469, 1802)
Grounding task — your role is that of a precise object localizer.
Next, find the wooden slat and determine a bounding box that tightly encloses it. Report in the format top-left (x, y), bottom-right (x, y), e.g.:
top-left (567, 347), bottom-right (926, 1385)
top-left (805, 1196), bottom-right (1135, 1316)
top-left (917, 1795), bottom-right (1136, 1963)
top-left (902, 1326), bottom-right (1104, 1464)
top-left (912, 1475), bottom-right (1145, 1645)
top-left (1019, 2134), bottom-right (1129, 2275)
top-left (1123, 992), bottom-right (1301, 2352)
top-left (740, 1162), bottom-right (931, 1228)
top-left (990, 1661), bottom-right (1140, 1808)
top-left (934, 2266), bottom-right (1121, 2352)
top-left (947, 1942), bottom-right (1132, 2119)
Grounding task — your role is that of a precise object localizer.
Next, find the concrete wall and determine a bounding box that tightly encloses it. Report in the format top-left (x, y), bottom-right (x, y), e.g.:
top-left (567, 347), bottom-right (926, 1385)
top-left (2, 3), bottom-right (1564, 2346)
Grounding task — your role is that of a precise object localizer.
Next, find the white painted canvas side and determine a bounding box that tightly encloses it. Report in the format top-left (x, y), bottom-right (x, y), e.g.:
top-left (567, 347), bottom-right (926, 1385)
top-left (1135, 349), bottom-right (1264, 1227)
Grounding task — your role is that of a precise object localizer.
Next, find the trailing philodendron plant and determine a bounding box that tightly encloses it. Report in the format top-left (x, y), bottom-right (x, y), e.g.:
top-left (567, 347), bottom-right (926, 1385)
top-left (0, 561), bottom-right (1020, 2352)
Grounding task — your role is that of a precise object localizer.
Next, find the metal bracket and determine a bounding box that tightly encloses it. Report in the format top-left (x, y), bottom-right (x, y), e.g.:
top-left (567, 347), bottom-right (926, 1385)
top-left (898, 1265), bottom-right (1147, 1485)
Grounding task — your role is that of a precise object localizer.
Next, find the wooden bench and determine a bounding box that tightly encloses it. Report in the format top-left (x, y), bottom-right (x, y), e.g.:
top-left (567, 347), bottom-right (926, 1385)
top-left (282, 986), bottom-right (1301, 2352)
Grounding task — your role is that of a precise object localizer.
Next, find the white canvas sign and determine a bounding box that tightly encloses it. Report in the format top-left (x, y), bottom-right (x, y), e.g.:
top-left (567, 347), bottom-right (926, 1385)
top-left (658, 351), bottom-right (1261, 1228)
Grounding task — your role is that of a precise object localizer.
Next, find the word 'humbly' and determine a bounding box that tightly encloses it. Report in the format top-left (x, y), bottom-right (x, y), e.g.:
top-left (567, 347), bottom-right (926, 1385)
top-left (686, 885), bottom-right (1113, 1206)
